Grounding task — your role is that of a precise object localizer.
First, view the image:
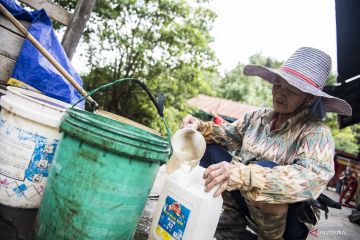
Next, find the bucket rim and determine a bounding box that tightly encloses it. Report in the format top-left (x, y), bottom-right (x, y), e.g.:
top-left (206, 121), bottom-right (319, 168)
top-left (65, 108), bottom-right (168, 143)
top-left (61, 109), bottom-right (171, 162)
top-left (60, 111), bottom-right (171, 163)
top-left (5, 86), bottom-right (71, 111)
top-left (62, 119), bottom-right (171, 158)
top-left (64, 115), bottom-right (169, 149)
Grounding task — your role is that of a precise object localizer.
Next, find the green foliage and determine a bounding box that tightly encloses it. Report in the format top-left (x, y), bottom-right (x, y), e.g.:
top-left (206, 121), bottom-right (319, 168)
top-left (53, 0), bottom-right (217, 134)
top-left (249, 53), bottom-right (282, 68)
top-left (213, 53), bottom-right (281, 108)
top-left (326, 72), bottom-right (337, 86)
top-left (322, 72), bottom-right (359, 155)
top-left (325, 114), bottom-right (360, 154)
top-left (217, 63), bottom-right (272, 107)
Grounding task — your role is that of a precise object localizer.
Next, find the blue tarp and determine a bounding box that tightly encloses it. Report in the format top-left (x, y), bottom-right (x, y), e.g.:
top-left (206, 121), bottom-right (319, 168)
top-left (1, 0), bottom-right (84, 106)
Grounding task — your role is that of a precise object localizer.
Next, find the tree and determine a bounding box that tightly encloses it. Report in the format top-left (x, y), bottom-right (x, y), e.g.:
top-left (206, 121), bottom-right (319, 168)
top-left (216, 63), bottom-right (271, 107)
top-left (53, 0), bottom-right (217, 133)
top-left (325, 114), bottom-right (360, 154)
top-left (215, 53), bottom-right (281, 107)
top-left (249, 53), bottom-right (282, 68)
top-left (324, 72), bottom-right (359, 154)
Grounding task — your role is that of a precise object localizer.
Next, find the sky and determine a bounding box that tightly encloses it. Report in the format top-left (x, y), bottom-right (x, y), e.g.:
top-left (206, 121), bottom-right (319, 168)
top-left (209, 0), bottom-right (337, 73)
top-left (71, 0), bottom-right (337, 75)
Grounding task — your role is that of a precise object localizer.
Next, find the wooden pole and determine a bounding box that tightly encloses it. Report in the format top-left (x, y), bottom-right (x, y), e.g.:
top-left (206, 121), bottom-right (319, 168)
top-left (62, 0), bottom-right (96, 60)
top-left (0, 3), bottom-right (98, 108)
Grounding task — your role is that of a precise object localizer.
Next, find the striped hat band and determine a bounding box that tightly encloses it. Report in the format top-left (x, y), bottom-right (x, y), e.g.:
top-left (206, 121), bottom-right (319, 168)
top-left (280, 66), bottom-right (320, 89)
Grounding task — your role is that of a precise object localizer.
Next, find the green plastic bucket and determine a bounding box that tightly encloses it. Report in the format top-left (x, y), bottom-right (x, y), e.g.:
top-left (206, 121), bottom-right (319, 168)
top-left (34, 80), bottom-right (171, 239)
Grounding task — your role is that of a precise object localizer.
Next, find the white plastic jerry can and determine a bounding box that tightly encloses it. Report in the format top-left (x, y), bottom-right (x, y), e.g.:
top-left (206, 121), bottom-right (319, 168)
top-left (149, 165), bottom-right (223, 240)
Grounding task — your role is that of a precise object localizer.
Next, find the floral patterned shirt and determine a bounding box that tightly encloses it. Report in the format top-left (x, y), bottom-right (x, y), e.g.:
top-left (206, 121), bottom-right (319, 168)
top-left (198, 108), bottom-right (335, 204)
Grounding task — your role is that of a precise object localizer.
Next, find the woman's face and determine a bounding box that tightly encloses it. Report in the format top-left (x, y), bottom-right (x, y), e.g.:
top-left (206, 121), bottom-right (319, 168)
top-left (272, 77), bottom-right (309, 114)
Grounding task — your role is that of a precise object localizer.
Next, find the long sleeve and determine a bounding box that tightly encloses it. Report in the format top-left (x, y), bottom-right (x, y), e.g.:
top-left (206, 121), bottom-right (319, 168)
top-left (227, 123), bottom-right (335, 204)
top-left (197, 111), bottom-right (256, 152)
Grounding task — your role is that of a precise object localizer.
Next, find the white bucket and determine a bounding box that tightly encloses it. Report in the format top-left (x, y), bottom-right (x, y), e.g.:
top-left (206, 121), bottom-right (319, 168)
top-left (0, 87), bottom-right (70, 208)
top-left (0, 84), bottom-right (6, 97)
top-left (0, 84), bottom-right (7, 109)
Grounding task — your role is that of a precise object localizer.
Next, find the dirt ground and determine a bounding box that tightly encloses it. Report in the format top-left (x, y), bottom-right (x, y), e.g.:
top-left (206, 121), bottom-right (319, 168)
top-left (134, 166), bottom-right (360, 240)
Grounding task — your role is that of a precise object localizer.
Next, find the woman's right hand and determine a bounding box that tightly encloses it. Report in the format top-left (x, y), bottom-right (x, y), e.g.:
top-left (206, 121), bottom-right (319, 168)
top-left (180, 114), bottom-right (201, 130)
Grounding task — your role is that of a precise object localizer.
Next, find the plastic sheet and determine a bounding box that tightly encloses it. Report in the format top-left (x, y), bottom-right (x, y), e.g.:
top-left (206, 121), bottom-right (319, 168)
top-left (1, 0), bottom-right (84, 106)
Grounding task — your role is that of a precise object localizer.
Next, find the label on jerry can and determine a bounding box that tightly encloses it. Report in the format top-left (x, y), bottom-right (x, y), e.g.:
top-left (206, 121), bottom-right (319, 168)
top-left (155, 196), bottom-right (191, 240)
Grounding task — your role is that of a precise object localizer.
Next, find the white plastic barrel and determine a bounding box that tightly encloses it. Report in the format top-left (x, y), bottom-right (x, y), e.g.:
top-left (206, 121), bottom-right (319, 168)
top-left (0, 84), bottom-right (6, 98)
top-left (0, 84), bottom-right (7, 110)
top-left (149, 165), bottom-right (223, 240)
top-left (0, 86), bottom-right (70, 208)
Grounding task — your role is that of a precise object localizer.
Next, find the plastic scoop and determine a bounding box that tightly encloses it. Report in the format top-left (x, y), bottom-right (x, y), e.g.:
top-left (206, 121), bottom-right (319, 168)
top-left (166, 127), bottom-right (206, 174)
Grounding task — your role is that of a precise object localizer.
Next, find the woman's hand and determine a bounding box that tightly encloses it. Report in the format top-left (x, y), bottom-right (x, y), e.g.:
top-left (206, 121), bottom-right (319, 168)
top-left (180, 114), bottom-right (201, 130)
top-left (203, 161), bottom-right (231, 197)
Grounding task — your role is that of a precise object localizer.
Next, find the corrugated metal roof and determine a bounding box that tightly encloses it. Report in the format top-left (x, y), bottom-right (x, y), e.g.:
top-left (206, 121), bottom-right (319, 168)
top-left (187, 95), bottom-right (259, 120)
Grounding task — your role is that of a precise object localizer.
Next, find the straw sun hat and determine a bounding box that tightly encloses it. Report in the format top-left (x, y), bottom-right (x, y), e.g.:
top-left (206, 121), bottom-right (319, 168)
top-left (243, 47), bottom-right (352, 116)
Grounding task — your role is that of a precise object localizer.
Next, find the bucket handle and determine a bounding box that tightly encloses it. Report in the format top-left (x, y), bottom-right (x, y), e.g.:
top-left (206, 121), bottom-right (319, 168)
top-left (71, 78), bottom-right (173, 156)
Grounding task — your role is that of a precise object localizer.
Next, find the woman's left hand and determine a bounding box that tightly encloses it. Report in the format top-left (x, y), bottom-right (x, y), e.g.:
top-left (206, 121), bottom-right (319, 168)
top-left (203, 161), bottom-right (232, 197)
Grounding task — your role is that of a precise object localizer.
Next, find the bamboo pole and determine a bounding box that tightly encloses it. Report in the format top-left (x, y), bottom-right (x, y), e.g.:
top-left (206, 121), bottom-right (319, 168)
top-left (0, 3), bottom-right (98, 108)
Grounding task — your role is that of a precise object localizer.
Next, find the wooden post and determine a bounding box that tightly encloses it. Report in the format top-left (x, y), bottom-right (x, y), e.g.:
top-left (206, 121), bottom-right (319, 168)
top-left (61, 0), bottom-right (96, 60)
top-left (0, 3), bottom-right (98, 107)
top-left (18, 0), bottom-right (71, 25)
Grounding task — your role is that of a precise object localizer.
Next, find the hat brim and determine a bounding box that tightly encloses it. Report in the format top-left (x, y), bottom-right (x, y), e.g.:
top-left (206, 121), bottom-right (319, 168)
top-left (244, 64), bottom-right (352, 116)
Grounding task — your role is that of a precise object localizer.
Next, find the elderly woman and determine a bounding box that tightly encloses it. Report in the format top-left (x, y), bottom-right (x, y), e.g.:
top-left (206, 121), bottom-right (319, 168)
top-left (181, 47), bottom-right (352, 240)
